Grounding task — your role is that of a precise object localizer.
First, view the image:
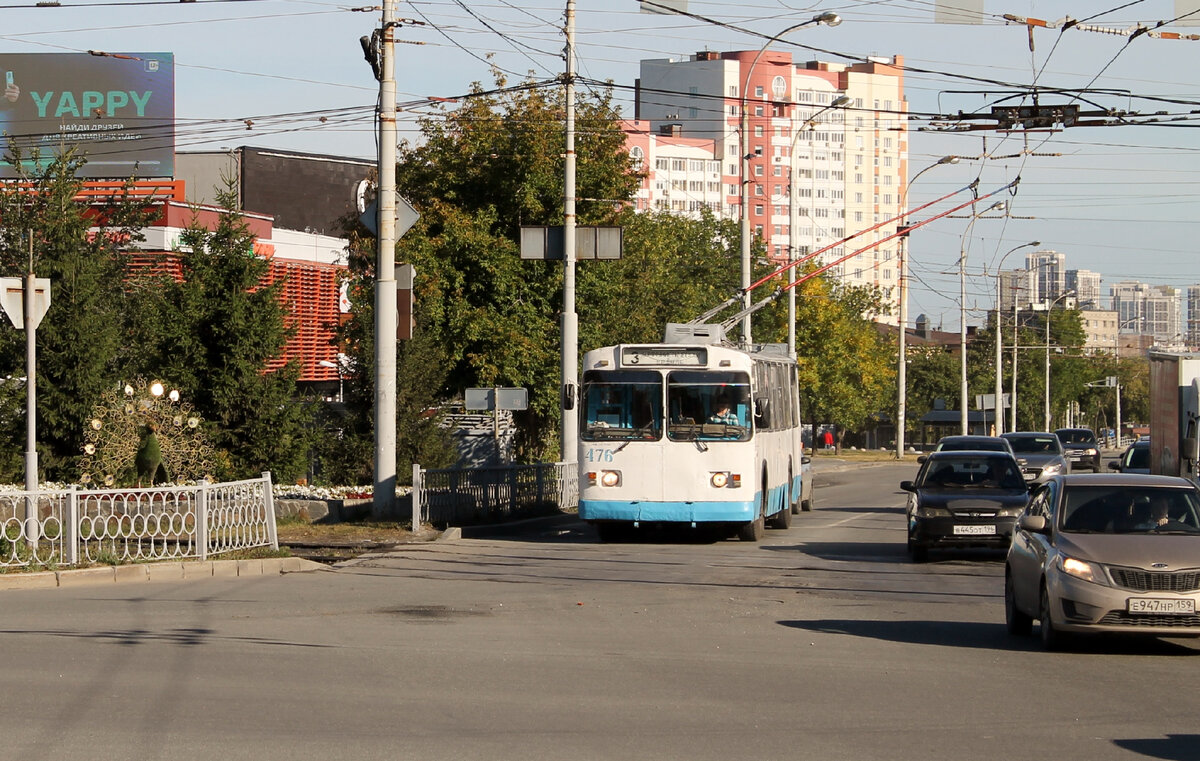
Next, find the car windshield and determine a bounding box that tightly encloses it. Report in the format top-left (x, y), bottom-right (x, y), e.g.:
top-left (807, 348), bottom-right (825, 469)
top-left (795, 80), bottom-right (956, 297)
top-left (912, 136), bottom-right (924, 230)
top-left (1006, 436), bottom-right (1060, 454)
top-left (919, 456), bottom-right (1024, 489)
top-left (1126, 446), bottom-right (1150, 470)
top-left (1057, 429), bottom-right (1096, 445)
top-left (1060, 485), bottom-right (1200, 534)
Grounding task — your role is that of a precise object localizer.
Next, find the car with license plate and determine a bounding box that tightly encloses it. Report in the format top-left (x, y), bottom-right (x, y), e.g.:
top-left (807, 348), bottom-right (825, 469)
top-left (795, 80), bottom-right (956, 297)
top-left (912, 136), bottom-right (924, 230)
top-left (1000, 432), bottom-right (1070, 484)
top-left (900, 450), bottom-right (1029, 563)
top-left (1005, 473), bottom-right (1200, 649)
top-left (1109, 439), bottom-right (1150, 474)
top-left (1055, 427), bottom-right (1102, 472)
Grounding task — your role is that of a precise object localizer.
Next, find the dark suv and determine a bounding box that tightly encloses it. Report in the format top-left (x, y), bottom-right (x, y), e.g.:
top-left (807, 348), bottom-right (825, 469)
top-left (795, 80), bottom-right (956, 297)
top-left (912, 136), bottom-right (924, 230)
top-left (1054, 427), bottom-right (1101, 472)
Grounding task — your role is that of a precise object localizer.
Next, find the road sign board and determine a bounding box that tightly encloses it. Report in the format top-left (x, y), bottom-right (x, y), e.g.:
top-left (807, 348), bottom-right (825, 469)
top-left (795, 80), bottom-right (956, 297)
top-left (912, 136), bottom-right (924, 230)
top-left (359, 196), bottom-right (420, 239)
top-left (465, 387), bottom-right (529, 411)
top-left (0, 277), bottom-right (51, 330)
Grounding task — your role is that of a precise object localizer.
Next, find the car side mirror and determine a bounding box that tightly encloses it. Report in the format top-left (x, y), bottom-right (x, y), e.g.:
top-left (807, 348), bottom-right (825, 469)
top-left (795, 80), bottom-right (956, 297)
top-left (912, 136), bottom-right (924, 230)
top-left (801, 455), bottom-right (812, 465)
top-left (916, 455), bottom-right (927, 464)
top-left (900, 480), bottom-right (915, 492)
top-left (1018, 514), bottom-right (1047, 533)
top-left (1107, 461), bottom-right (1119, 470)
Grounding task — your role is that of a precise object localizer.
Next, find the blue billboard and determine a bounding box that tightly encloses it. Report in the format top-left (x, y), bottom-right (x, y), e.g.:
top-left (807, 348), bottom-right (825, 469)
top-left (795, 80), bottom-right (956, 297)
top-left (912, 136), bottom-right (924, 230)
top-left (0, 52), bottom-right (175, 179)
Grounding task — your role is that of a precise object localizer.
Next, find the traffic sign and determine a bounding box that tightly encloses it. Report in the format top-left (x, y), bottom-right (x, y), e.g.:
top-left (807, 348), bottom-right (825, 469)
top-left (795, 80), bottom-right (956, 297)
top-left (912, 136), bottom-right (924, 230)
top-left (0, 277), bottom-right (51, 330)
top-left (359, 196), bottom-right (420, 239)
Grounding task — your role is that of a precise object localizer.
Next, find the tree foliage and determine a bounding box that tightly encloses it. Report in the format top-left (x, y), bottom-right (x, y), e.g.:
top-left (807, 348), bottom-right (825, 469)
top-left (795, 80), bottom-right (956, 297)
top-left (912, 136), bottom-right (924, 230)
top-left (0, 148), bottom-right (157, 481)
top-left (124, 182), bottom-right (314, 482)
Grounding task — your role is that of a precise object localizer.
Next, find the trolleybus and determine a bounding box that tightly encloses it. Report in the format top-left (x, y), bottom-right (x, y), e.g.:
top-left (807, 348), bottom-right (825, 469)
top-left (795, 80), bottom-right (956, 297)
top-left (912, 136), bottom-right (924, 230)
top-left (578, 327), bottom-right (807, 542)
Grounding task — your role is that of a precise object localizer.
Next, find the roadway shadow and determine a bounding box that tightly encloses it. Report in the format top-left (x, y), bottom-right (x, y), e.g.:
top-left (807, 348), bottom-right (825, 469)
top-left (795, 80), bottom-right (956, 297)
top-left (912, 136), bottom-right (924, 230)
top-left (780, 618), bottom-right (1200, 655)
top-left (458, 513), bottom-right (731, 545)
top-left (774, 540), bottom-right (1006, 566)
top-left (1112, 735), bottom-right (1200, 760)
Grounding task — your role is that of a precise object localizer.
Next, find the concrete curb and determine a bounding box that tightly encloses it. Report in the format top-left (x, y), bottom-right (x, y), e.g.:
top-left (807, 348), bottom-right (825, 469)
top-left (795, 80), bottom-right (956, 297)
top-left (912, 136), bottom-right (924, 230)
top-left (0, 556), bottom-right (326, 591)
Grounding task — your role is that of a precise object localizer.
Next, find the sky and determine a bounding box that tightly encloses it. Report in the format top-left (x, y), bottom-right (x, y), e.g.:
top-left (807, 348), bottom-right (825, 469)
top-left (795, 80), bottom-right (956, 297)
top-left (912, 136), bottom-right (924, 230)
top-left (2, 0), bottom-right (1198, 331)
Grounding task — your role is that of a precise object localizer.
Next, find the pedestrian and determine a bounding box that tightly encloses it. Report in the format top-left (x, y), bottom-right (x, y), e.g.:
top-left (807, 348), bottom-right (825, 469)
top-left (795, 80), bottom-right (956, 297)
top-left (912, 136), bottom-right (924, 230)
top-left (822, 428), bottom-right (834, 450)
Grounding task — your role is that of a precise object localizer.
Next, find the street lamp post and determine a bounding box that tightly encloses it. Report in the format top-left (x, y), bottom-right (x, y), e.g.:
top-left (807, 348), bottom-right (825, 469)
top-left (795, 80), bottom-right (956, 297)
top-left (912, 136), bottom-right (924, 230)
top-left (739, 12), bottom-right (840, 345)
top-left (896, 155), bottom-right (958, 458)
top-left (1044, 289), bottom-right (1075, 430)
top-left (787, 95), bottom-right (849, 358)
top-left (959, 200), bottom-right (1005, 434)
top-left (992, 241), bottom-right (1039, 436)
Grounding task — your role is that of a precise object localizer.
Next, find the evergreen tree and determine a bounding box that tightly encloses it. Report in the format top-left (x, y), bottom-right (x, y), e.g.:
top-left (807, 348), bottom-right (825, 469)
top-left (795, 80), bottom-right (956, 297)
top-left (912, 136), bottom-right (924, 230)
top-left (126, 182), bottom-right (314, 481)
top-left (0, 147), bottom-right (157, 481)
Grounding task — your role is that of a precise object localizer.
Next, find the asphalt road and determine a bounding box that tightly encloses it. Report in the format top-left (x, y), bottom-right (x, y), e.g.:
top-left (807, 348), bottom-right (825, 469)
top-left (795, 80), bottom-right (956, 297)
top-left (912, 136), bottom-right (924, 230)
top-left (2, 460), bottom-right (1199, 761)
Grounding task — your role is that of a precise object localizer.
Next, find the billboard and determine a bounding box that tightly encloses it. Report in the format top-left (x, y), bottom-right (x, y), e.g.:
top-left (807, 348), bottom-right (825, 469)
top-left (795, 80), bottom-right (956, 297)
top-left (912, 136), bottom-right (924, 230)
top-left (0, 52), bottom-right (174, 179)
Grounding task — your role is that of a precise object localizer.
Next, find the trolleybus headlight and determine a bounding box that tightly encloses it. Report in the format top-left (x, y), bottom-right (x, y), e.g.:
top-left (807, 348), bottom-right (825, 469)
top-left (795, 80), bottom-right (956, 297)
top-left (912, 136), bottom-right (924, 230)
top-left (711, 472), bottom-right (728, 488)
top-left (600, 470), bottom-right (621, 487)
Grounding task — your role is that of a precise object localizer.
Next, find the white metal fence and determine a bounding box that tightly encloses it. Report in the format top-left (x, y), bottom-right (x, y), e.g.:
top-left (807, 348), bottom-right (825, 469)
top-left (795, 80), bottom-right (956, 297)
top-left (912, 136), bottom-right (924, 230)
top-left (412, 462), bottom-right (578, 527)
top-left (0, 473), bottom-right (278, 569)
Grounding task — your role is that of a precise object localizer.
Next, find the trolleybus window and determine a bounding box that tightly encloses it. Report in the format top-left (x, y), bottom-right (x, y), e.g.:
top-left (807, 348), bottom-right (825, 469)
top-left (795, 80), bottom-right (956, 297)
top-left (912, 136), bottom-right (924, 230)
top-left (666, 371), bottom-right (751, 442)
top-left (580, 370), bottom-right (663, 441)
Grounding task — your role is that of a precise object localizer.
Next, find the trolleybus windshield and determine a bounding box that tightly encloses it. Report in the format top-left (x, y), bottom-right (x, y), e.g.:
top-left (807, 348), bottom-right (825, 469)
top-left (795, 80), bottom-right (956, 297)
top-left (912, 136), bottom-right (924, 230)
top-left (667, 370), bottom-right (751, 442)
top-left (580, 370), bottom-right (663, 441)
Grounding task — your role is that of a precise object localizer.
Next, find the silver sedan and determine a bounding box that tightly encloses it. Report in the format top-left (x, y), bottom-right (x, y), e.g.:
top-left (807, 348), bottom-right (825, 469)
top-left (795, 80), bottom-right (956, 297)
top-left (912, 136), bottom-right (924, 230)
top-left (1005, 473), bottom-right (1200, 650)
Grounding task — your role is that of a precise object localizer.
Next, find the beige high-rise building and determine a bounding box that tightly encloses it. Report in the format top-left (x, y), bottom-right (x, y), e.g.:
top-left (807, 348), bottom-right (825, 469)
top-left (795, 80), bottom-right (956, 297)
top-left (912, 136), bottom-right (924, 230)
top-left (634, 50), bottom-right (906, 323)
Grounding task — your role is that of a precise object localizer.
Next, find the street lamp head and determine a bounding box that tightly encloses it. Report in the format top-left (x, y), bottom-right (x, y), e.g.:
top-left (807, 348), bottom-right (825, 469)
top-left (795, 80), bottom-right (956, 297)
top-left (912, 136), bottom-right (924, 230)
top-left (938, 155), bottom-right (960, 165)
top-left (831, 95), bottom-right (851, 107)
top-left (812, 12), bottom-right (842, 26)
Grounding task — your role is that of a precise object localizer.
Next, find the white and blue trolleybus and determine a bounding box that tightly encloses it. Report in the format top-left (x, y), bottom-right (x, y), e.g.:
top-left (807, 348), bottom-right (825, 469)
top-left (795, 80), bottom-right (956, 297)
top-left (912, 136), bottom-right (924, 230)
top-left (578, 324), bottom-right (808, 542)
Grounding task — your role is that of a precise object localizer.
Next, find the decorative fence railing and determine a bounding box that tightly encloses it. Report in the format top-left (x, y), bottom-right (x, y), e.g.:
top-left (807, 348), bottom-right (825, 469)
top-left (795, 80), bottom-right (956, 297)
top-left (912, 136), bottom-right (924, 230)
top-left (412, 462), bottom-right (578, 527)
top-left (0, 473), bottom-right (278, 569)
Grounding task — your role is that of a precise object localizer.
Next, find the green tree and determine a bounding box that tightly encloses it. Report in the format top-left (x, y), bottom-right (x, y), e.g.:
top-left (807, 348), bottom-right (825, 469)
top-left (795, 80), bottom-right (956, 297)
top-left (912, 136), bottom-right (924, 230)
top-left (125, 182), bottom-right (314, 481)
top-left (785, 271), bottom-right (895, 448)
top-left (379, 75), bottom-right (640, 461)
top-left (0, 148), bottom-right (157, 481)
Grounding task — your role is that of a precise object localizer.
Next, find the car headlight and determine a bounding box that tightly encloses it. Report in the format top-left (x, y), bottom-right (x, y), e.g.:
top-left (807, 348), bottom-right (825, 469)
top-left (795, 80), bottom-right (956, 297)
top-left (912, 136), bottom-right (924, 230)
top-left (915, 504), bottom-right (951, 518)
top-left (1058, 555), bottom-right (1109, 586)
top-left (1084, 448), bottom-right (1097, 456)
top-left (997, 506), bottom-right (1025, 517)
top-left (1042, 462), bottom-right (1064, 475)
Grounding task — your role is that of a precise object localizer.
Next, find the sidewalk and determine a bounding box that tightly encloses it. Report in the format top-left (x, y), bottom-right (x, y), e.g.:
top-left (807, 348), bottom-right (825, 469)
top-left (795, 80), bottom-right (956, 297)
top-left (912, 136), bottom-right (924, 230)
top-left (0, 556), bottom-right (326, 591)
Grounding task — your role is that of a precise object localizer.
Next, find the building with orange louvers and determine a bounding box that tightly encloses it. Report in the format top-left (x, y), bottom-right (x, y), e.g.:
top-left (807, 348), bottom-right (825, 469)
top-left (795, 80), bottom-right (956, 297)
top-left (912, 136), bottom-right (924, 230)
top-left (78, 145), bottom-right (374, 398)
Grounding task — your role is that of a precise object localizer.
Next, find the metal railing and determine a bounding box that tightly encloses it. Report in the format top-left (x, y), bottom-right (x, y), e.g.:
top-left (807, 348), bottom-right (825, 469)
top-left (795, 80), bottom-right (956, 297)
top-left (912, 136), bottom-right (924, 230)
top-left (0, 473), bottom-right (278, 569)
top-left (412, 462), bottom-right (578, 527)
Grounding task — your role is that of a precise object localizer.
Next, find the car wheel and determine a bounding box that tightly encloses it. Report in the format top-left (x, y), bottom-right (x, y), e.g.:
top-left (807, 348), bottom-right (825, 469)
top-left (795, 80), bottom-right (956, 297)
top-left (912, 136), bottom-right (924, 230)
top-left (801, 484), bottom-right (814, 512)
top-left (907, 535), bottom-right (928, 563)
top-left (1005, 571), bottom-right (1033, 636)
top-left (1039, 583), bottom-right (1068, 651)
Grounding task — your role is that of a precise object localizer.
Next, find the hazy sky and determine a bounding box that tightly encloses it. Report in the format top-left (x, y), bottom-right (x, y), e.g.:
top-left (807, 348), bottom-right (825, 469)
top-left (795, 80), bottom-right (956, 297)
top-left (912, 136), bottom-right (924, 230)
top-left (3, 0), bottom-right (1197, 328)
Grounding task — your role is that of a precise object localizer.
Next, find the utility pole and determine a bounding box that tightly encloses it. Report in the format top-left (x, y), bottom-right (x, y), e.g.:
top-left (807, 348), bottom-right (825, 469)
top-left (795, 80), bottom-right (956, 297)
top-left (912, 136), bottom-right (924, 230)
top-left (560, 0), bottom-right (579, 463)
top-left (373, 0), bottom-right (399, 518)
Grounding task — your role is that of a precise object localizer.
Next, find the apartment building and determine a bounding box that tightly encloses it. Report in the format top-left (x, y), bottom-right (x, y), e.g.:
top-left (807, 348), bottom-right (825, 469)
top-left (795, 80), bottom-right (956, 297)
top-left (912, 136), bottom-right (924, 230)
top-left (1066, 268), bottom-right (1103, 310)
top-left (634, 50), bottom-right (906, 320)
top-left (1025, 250), bottom-right (1066, 305)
